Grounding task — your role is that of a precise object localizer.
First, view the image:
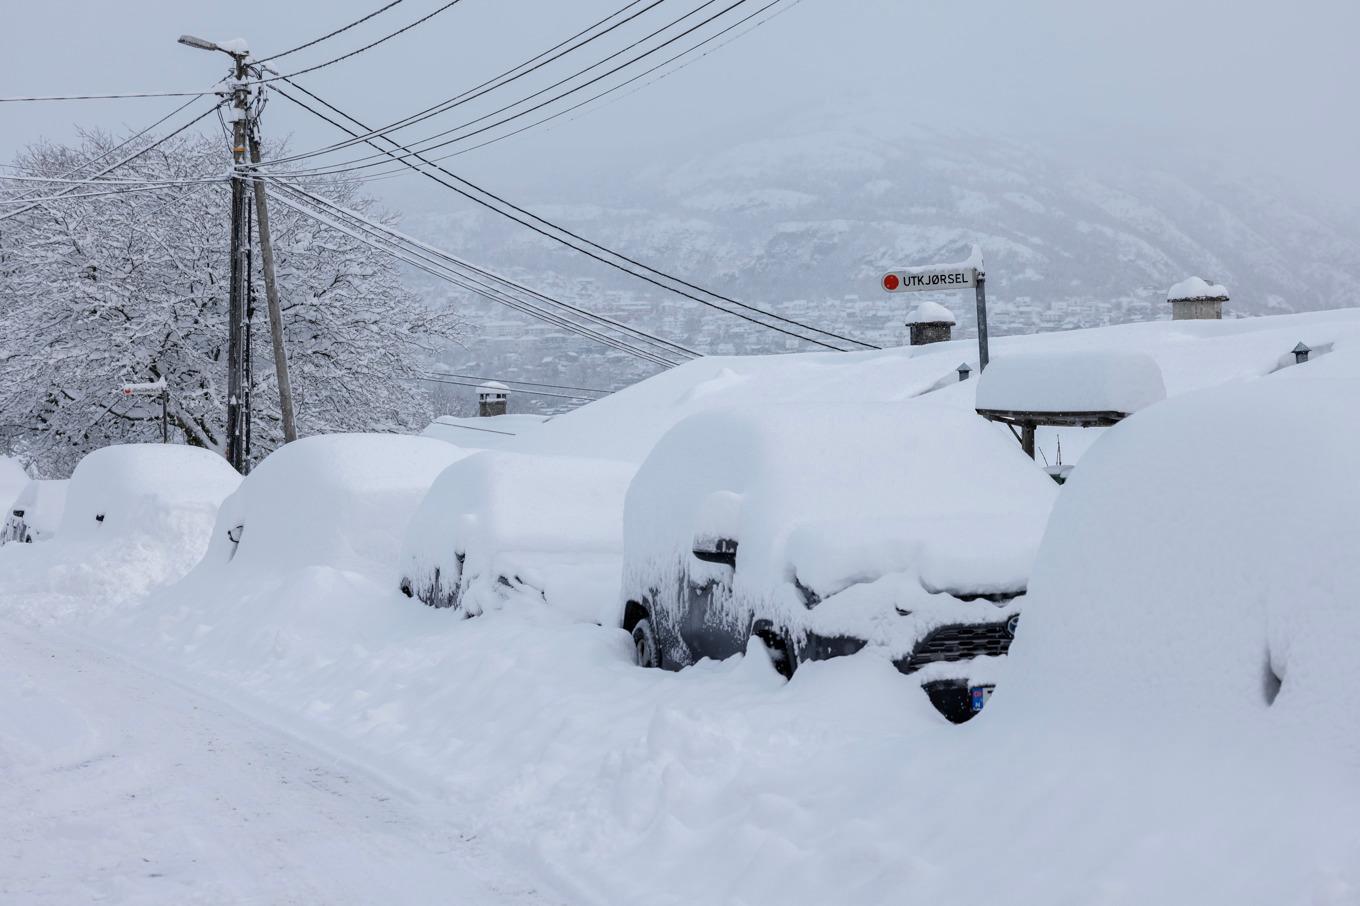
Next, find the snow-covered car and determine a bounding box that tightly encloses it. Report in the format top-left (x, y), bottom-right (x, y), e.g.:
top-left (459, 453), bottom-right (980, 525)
top-left (190, 433), bottom-right (472, 580)
top-left (619, 402), bottom-right (1057, 721)
top-left (0, 444), bottom-right (241, 614)
top-left (1, 479), bottom-right (69, 544)
top-left (400, 450), bottom-right (635, 625)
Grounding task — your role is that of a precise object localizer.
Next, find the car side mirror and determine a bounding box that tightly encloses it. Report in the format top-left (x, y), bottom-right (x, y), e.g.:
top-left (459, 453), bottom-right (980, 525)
top-left (692, 536), bottom-right (738, 568)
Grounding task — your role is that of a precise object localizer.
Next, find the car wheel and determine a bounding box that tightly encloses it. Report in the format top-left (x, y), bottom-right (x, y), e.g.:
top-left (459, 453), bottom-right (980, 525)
top-left (753, 622), bottom-right (797, 680)
top-left (632, 617), bottom-right (660, 669)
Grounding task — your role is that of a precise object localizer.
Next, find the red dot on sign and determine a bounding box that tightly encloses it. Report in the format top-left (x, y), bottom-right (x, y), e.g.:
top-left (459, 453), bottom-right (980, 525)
top-left (883, 274), bottom-right (900, 291)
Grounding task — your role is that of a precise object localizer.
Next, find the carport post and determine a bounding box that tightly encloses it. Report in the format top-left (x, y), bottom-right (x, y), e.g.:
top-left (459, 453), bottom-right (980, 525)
top-left (975, 271), bottom-right (990, 371)
top-left (1021, 422), bottom-right (1036, 459)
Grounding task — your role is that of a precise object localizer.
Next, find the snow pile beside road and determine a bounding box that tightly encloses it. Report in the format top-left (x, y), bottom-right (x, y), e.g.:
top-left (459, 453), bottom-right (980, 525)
top-left (401, 450), bottom-right (634, 623)
top-left (0, 444), bottom-right (239, 621)
top-left (975, 351), bottom-right (1166, 414)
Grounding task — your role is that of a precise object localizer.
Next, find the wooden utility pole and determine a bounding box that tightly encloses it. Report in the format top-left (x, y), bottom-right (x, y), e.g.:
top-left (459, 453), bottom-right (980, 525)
top-left (247, 133), bottom-right (298, 443)
top-left (225, 51), bottom-right (251, 472)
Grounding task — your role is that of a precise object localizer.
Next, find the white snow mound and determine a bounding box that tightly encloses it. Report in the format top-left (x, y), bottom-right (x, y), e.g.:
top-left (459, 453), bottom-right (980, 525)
top-left (975, 351), bottom-right (1167, 414)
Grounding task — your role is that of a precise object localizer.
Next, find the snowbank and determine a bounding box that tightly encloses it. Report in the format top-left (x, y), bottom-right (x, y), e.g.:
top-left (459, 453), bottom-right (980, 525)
top-left (1168, 275), bottom-right (1229, 300)
top-left (401, 450), bottom-right (634, 623)
top-left (974, 351), bottom-right (1167, 414)
top-left (0, 444), bottom-right (239, 620)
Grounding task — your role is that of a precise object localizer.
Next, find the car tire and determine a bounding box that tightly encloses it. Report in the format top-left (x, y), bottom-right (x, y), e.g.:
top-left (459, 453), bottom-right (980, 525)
top-left (753, 622), bottom-right (797, 680)
top-left (632, 617), bottom-right (661, 669)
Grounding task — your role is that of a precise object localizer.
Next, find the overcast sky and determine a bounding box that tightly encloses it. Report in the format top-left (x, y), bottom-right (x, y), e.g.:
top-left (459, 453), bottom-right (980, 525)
top-left (3, 0), bottom-right (1358, 211)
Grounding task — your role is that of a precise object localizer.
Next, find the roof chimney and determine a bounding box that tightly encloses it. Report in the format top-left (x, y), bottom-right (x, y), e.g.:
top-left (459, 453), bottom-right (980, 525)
top-left (477, 381), bottom-right (510, 417)
top-left (1167, 277), bottom-right (1228, 321)
top-left (906, 301), bottom-right (956, 346)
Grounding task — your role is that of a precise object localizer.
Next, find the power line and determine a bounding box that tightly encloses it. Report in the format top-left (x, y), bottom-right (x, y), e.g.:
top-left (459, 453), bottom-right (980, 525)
top-left (264, 182), bottom-right (687, 368)
top-left (269, 82), bottom-right (877, 351)
top-left (265, 176), bottom-right (701, 361)
top-left (268, 0), bottom-right (745, 171)
top-left (0, 89), bottom-right (207, 103)
top-left (0, 182), bottom-right (218, 205)
top-left (417, 0), bottom-right (806, 164)
top-left (260, 0), bottom-right (668, 167)
top-left (258, 0), bottom-right (470, 83)
top-left (0, 103), bottom-right (221, 222)
top-left (418, 371), bottom-right (612, 395)
top-left (416, 375), bottom-right (597, 402)
top-left (255, 0), bottom-right (406, 64)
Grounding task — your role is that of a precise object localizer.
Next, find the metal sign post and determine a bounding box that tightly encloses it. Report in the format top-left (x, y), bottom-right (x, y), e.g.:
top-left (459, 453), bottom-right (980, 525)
top-left (881, 246), bottom-right (990, 370)
top-left (120, 380), bottom-right (170, 443)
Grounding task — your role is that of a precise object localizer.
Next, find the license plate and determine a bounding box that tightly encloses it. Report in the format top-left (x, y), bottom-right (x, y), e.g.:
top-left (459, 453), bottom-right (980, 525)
top-left (969, 685), bottom-right (995, 712)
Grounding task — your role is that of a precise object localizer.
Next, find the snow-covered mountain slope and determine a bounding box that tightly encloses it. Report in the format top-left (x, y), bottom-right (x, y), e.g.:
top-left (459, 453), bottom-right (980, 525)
top-left (409, 125), bottom-right (1360, 415)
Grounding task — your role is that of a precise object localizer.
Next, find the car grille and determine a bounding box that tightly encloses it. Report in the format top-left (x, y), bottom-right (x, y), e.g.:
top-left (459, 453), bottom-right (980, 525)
top-left (897, 621), bottom-right (1014, 674)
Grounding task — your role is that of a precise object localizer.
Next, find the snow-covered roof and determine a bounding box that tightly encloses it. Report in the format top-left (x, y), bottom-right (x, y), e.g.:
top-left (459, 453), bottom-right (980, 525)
top-left (906, 300), bottom-right (957, 325)
top-left (1168, 276), bottom-right (1229, 301)
top-left (511, 309), bottom-right (1360, 468)
top-left (974, 352), bottom-right (1167, 414)
top-left (420, 413), bottom-right (550, 450)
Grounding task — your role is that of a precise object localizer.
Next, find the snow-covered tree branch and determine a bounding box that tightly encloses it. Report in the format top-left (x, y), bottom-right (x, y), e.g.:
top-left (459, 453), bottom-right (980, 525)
top-left (0, 130), bottom-right (467, 476)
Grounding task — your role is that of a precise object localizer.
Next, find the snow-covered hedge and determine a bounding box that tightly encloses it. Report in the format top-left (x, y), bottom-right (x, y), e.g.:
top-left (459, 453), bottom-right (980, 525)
top-left (400, 450), bottom-right (635, 623)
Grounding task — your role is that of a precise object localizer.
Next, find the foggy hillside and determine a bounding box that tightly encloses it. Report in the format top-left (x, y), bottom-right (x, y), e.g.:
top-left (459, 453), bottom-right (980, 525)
top-left (411, 123), bottom-right (1360, 414)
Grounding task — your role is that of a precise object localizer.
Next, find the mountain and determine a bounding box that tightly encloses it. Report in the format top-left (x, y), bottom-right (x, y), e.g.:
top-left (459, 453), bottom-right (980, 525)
top-left (402, 123), bottom-right (1360, 415)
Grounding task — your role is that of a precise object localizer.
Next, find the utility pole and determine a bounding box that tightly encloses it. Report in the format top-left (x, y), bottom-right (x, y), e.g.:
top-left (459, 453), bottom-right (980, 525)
top-left (248, 131), bottom-right (298, 443)
top-left (225, 50), bottom-right (251, 473)
top-left (180, 34), bottom-right (299, 462)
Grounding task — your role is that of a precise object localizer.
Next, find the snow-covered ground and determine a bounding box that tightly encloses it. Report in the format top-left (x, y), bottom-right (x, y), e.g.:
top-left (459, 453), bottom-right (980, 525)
top-left (3, 311), bottom-right (1360, 904)
top-left (0, 621), bottom-right (560, 905)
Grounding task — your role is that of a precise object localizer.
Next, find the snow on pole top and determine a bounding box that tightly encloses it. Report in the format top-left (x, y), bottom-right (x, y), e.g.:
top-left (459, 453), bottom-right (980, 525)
top-left (217, 38), bottom-right (251, 56)
top-left (1167, 276), bottom-right (1229, 302)
top-left (906, 300), bottom-right (958, 325)
top-left (975, 352), bottom-right (1167, 415)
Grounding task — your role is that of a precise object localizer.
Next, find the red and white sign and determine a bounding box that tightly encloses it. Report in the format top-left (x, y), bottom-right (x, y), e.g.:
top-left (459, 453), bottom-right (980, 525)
top-left (881, 266), bottom-right (978, 293)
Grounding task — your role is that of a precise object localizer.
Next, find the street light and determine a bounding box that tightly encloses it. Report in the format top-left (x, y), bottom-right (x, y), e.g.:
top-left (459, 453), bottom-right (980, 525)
top-left (176, 34), bottom-right (224, 53)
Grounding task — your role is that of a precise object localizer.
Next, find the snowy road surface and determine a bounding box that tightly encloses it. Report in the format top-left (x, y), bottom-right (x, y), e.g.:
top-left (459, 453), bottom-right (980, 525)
top-left (0, 622), bottom-right (559, 905)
